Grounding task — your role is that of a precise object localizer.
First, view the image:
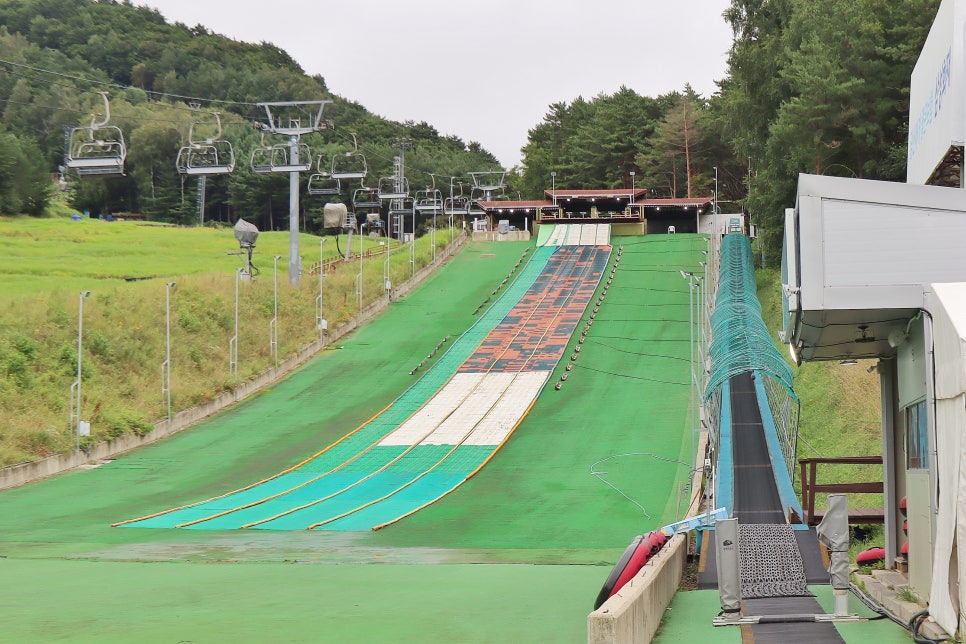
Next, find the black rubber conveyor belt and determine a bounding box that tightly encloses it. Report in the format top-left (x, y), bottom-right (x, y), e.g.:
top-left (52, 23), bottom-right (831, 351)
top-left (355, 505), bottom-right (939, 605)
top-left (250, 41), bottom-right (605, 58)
top-left (724, 372), bottom-right (843, 642)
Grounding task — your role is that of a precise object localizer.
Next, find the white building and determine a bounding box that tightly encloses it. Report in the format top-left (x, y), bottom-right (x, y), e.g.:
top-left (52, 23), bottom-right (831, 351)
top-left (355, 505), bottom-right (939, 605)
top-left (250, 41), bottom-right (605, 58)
top-left (782, 0), bottom-right (966, 636)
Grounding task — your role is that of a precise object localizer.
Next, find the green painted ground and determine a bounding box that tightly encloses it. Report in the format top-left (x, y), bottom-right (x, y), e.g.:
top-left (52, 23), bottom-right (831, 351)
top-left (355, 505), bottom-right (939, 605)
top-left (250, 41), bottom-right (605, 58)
top-left (4, 233), bottom-right (881, 642)
top-left (0, 558), bottom-right (602, 643)
top-left (653, 588), bottom-right (913, 644)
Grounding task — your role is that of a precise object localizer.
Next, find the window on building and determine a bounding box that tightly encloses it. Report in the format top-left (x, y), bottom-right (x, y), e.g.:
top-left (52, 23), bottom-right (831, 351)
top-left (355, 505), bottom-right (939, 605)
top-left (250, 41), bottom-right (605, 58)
top-left (906, 400), bottom-right (929, 470)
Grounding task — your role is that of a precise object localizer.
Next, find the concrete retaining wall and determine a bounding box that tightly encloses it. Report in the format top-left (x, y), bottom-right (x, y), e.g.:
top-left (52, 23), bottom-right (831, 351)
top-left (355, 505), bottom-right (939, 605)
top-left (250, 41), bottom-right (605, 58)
top-left (587, 431), bottom-right (709, 643)
top-left (0, 235), bottom-right (467, 491)
top-left (587, 533), bottom-right (687, 644)
top-left (470, 230), bottom-right (531, 242)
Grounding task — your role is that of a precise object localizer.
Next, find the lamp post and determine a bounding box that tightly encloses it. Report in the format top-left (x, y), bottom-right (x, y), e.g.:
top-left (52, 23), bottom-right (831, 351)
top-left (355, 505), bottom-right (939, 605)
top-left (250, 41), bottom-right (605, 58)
top-left (230, 267), bottom-right (240, 377)
top-left (713, 165), bottom-right (719, 269)
top-left (694, 270), bottom-right (708, 394)
top-left (163, 282), bottom-right (176, 427)
top-left (384, 225), bottom-right (393, 300)
top-left (271, 255), bottom-right (280, 370)
top-left (71, 290), bottom-right (91, 454)
top-left (358, 222), bottom-right (364, 313)
top-left (699, 255), bottom-right (709, 376)
top-left (317, 238), bottom-right (326, 346)
top-left (681, 271), bottom-right (699, 461)
top-left (551, 171), bottom-right (557, 206)
top-left (448, 176), bottom-right (455, 240)
top-left (432, 192), bottom-right (438, 264)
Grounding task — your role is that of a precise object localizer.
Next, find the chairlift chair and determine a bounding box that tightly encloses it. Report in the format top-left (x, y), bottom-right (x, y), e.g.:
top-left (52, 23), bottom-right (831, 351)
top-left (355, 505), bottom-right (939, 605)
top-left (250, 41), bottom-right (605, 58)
top-left (308, 173), bottom-right (341, 196)
top-left (250, 143), bottom-right (273, 174)
top-left (250, 134), bottom-right (311, 173)
top-left (64, 92), bottom-right (126, 177)
top-left (467, 199), bottom-right (487, 217)
top-left (352, 187), bottom-right (381, 211)
top-left (443, 196), bottom-right (469, 217)
top-left (377, 176), bottom-right (409, 200)
top-left (177, 113), bottom-right (235, 176)
top-left (414, 189), bottom-right (444, 215)
top-left (365, 212), bottom-right (384, 234)
top-left (269, 142), bottom-right (311, 172)
top-left (307, 155), bottom-right (341, 195)
top-left (470, 183), bottom-right (505, 204)
top-left (330, 133), bottom-right (367, 180)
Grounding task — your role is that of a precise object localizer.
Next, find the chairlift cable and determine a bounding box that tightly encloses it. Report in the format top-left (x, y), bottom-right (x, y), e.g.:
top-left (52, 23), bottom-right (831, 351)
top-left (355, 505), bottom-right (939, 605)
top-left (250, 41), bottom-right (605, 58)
top-left (0, 57), bottom-right (261, 108)
top-left (2, 58), bottom-right (508, 182)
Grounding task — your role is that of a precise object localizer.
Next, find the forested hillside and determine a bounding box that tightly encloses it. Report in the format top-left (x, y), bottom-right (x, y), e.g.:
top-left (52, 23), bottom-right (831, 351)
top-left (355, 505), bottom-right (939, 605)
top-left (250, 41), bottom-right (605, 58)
top-left (0, 0), bottom-right (501, 232)
top-left (0, 0), bottom-right (942, 261)
top-left (513, 0), bottom-right (939, 264)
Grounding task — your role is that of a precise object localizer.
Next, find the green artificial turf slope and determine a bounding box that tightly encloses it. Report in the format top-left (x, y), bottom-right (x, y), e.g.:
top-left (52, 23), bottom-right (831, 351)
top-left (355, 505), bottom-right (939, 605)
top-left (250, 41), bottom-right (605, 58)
top-left (0, 233), bottom-right (713, 642)
top-left (0, 558), bottom-right (602, 644)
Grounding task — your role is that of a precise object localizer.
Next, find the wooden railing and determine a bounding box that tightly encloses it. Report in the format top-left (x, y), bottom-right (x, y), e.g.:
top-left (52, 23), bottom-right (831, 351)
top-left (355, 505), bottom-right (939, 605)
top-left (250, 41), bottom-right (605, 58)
top-left (306, 246), bottom-right (391, 276)
top-left (799, 456), bottom-right (884, 525)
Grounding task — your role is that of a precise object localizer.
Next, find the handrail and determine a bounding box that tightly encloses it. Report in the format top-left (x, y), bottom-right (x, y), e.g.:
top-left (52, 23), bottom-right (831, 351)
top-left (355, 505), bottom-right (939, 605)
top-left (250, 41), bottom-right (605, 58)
top-left (798, 456), bottom-right (884, 525)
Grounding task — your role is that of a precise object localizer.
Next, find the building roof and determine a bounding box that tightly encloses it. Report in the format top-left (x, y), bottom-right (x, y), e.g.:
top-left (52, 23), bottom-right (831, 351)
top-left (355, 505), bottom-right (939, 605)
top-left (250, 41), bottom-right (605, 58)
top-left (478, 200), bottom-right (554, 210)
top-left (546, 188), bottom-right (647, 201)
top-left (639, 197), bottom-right (713, 208)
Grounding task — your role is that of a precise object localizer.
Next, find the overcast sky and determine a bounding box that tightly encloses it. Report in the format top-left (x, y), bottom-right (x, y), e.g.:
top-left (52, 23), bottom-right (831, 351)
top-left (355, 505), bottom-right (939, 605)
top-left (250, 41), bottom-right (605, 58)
top-left (138, 0), bottom-right (734, 168)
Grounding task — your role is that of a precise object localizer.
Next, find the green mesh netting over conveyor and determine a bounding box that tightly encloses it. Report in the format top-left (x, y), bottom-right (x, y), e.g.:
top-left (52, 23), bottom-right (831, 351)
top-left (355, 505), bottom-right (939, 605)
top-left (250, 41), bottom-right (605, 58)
top-left (705, 234), bottom-right (796, 401)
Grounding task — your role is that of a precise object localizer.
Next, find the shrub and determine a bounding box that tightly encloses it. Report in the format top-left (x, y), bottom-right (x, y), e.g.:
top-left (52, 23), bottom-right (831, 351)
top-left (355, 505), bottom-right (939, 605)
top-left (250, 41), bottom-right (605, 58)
top-left (4, 350), bottom-right (31, 390)
top-left (98, 410), bottom-right (154, 439)
top-left (11, 333), bottom-right (36, 361)
top-left (18, 428), bottom-right (57, 456)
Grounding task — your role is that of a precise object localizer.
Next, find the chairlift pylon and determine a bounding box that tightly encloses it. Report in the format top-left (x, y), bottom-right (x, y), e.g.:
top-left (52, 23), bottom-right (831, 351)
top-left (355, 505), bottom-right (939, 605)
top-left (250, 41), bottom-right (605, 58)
top-left (256, 100), bottom-right (332, 136)
top-left (468, 170), bottom-right (507, 192)
top-left (177, 112), bottom-right (235, 176)
top-left (330, 133), bottom-right (367, 180)
top-left (64, 92), bottom-right (126, 177)
top-left (388, 197), bottom-right (415, 240)
top-left (468, 170), bottom-right (507, 203)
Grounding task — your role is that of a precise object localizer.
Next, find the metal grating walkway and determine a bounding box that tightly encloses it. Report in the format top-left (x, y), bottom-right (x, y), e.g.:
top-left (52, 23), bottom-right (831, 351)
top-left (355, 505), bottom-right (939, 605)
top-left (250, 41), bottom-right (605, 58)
top-left (739, 524), bottom-right (809, 599)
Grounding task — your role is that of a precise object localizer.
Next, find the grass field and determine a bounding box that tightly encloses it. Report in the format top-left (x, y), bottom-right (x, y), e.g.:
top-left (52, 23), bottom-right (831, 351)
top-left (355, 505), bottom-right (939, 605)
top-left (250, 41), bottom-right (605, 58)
top-left (0, 216), bottom-right (455, 465)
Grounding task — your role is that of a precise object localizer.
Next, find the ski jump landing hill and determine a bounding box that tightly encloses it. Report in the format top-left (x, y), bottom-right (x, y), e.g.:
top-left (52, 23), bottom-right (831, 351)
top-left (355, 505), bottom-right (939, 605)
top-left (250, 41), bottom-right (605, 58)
top-left (116, 223), bottom-right (612, 532)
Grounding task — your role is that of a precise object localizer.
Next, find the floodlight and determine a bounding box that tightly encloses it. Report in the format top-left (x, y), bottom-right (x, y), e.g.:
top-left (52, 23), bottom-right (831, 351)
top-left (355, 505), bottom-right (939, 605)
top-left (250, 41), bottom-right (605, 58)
top-left (234, 219), bottom-right (259, 248)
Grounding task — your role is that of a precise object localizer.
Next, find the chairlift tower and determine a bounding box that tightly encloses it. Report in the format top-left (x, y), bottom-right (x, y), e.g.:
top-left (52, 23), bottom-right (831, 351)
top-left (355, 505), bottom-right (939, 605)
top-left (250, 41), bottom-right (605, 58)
top-left (388, 139), bottom-right (413, 244)
top-left (468, 171), bottom-right (506, 201)
top-left (253, 100), bottom-right (332, 286)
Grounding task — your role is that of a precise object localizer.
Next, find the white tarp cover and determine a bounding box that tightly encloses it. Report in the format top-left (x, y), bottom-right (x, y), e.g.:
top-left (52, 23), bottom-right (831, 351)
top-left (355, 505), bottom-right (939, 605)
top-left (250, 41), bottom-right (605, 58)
top-left (928, 282), bottom-right (966, 635)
